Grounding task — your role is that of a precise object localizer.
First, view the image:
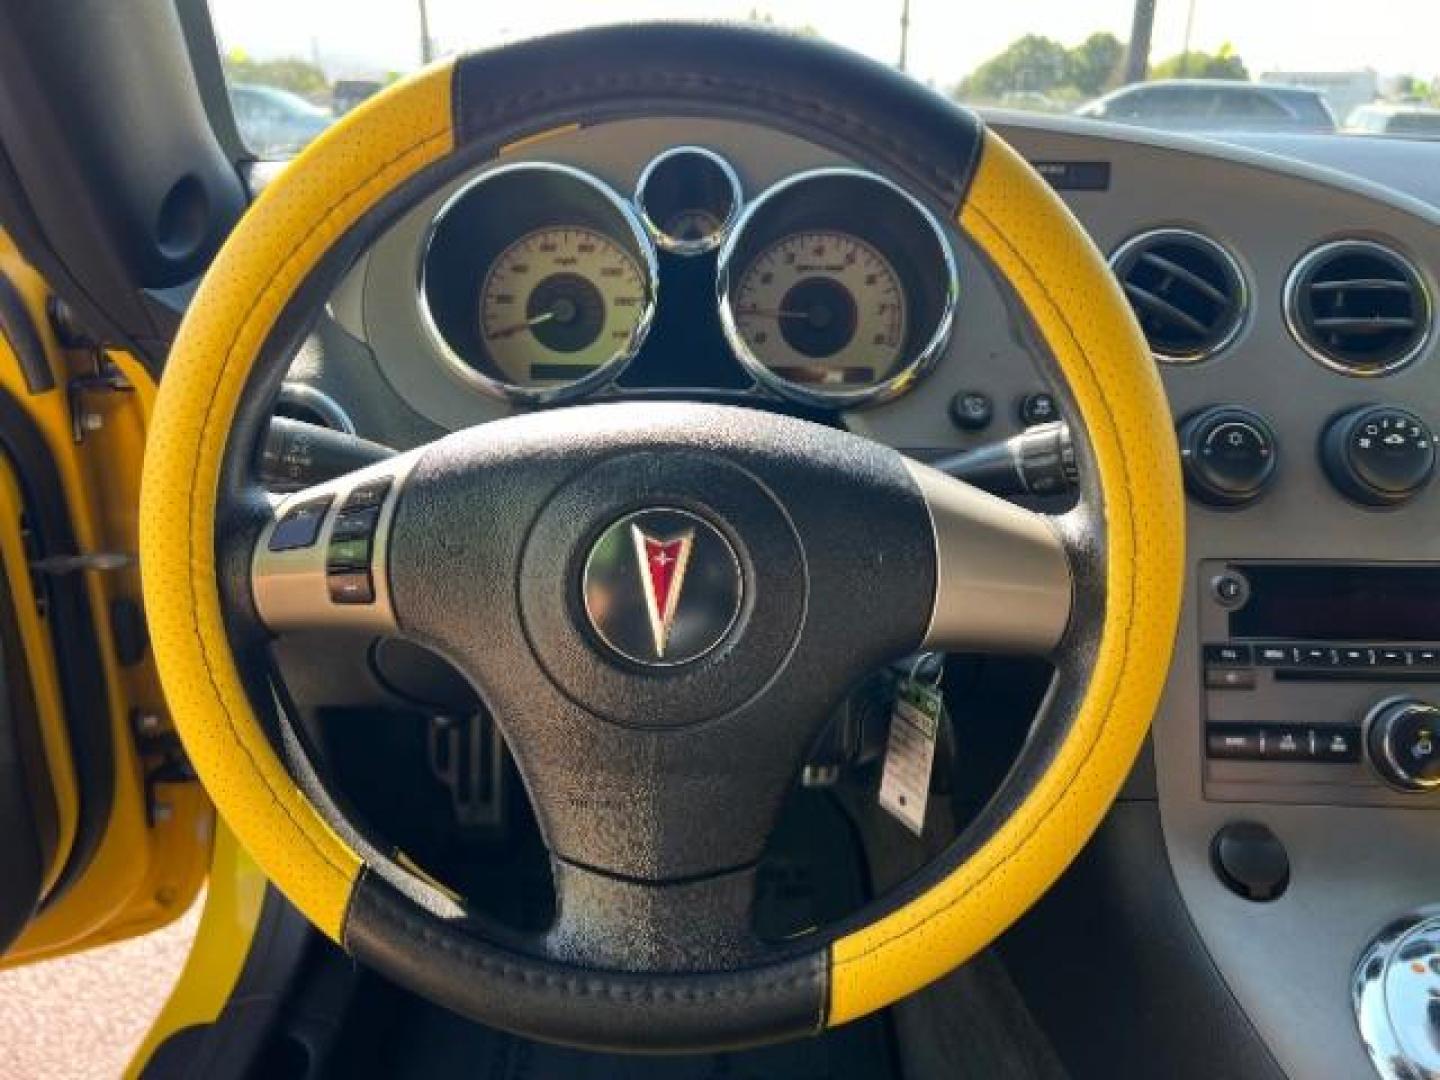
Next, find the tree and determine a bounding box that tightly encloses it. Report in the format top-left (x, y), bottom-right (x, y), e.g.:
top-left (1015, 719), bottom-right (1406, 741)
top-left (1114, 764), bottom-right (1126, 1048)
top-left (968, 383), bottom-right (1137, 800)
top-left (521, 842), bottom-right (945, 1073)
top-left (961, 34), bottom-right (1070, 99)
top-left (1151, 44), bottom-right (1249, 81)
top-left (1067, 32), bottom-right (1125, 96)
top-left (223, 50), bottom-right (328, 97)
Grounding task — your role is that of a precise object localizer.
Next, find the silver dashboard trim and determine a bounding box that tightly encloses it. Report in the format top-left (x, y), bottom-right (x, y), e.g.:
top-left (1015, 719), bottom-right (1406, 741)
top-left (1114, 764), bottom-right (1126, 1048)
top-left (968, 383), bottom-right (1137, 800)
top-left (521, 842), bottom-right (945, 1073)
top-left (415, 161), bottom-right (660, 406)
top-left (715, 167), bottom-right (959, 410)
top-left (1283, 237), bottom-right (1434, 378)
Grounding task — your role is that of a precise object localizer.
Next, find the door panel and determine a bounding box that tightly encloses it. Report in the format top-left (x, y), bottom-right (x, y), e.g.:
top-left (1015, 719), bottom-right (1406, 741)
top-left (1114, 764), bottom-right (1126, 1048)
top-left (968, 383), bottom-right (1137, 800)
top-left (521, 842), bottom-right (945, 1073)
top-left (0, 231), bottom-right (211, 966)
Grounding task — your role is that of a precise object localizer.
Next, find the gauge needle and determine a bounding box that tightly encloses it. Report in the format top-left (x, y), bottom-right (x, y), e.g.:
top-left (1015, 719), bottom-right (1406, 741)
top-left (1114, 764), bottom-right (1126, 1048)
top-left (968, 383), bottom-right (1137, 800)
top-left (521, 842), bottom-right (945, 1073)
top-left (735, 307), bottom-right (808, 319)
top-left (485, 309), bottom-right (559, 340)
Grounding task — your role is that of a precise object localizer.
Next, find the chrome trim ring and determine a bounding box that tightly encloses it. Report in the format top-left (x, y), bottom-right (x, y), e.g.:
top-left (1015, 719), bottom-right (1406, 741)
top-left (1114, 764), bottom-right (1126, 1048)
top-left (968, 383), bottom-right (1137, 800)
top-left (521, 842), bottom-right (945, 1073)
top-left (716, 167), bottom-right (959, 411)
top-left (417, 162), bottom-right (659, 406)
top-left (1107, 227), bottom-right (1249, 365)
top-left (1284, 238), bottom-right (1434, 378)
top-left (634, 146), bottom-right (744, 256)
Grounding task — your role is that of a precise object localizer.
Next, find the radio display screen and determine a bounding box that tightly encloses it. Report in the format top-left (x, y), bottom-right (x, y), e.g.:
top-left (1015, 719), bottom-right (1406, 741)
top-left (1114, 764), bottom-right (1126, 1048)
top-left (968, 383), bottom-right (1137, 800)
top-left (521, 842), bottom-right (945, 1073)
top-left (1229, 564), bottom-right (1440, 642)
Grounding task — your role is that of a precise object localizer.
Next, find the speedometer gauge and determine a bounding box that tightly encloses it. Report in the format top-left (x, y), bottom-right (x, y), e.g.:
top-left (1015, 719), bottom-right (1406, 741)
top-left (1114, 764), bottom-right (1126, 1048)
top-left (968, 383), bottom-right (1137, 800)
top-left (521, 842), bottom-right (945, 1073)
top-left (731, 232), bottom-right (907, 388)
top-left (419, 162), bottom-right (658, 404)
top-left (479, 227), bottom-right (648, 386)
top-left (718, 168), bottom-right (958, 409)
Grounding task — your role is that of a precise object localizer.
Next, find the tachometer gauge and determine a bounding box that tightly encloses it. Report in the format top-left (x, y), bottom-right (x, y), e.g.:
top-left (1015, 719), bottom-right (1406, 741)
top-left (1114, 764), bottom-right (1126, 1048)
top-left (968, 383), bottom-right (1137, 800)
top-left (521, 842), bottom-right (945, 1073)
top-left (419, 162), bottom-right (658, 404)
top-left (718, 168), bottom-right (958, 409)
top-left (478, 227), bottom-right (648, 386)
top-left (731, 232), bottom-right (907, 388)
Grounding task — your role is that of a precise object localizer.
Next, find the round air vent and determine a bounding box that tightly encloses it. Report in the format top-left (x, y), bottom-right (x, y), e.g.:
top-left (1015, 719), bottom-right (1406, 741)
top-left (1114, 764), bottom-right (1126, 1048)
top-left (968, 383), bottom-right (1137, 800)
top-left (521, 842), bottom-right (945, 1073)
top-left (1285, 240), bottom-right (1433, 376)
top-left (1110, 229), bottom-right (1247, 363)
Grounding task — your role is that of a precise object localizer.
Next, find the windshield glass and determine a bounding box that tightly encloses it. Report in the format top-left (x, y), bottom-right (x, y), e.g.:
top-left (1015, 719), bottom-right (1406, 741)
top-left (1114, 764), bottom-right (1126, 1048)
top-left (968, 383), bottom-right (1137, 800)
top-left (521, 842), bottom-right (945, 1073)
top-left (209, 0), bottom-right (1440, 158)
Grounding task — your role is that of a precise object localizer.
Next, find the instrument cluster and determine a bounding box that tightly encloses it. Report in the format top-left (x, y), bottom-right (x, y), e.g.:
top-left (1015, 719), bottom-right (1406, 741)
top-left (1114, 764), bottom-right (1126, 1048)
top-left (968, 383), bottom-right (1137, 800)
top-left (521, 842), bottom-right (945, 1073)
top-left (418, 148), bottom-right (958, 409)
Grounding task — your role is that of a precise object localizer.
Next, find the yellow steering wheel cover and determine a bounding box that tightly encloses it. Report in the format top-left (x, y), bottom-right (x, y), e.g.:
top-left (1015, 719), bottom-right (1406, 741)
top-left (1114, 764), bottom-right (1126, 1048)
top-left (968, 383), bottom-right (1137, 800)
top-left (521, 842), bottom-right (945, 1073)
top-left (139, 62), bottom-right (456, 939)
top-left (140, 59), bottom-right (1182, 1019)
top-left (828, 132), bottom-right (1184, 1023)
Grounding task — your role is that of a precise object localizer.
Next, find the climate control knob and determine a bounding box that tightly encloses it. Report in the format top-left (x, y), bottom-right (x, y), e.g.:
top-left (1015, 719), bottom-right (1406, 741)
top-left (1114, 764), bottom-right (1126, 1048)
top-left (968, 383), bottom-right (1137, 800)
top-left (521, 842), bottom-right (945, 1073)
top-left (1366, 698), bottom-right (1440, 793)
top-left (1178, 406), bottom-right (1278, 506)
top-left (1322, 406), bottom-right (1435, 506)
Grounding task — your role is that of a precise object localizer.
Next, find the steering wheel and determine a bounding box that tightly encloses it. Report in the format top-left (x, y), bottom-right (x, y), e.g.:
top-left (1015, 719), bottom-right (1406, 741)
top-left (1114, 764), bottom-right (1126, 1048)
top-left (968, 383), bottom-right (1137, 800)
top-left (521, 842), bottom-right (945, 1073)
top-left (140, 24), bottom-right (1182, 1052)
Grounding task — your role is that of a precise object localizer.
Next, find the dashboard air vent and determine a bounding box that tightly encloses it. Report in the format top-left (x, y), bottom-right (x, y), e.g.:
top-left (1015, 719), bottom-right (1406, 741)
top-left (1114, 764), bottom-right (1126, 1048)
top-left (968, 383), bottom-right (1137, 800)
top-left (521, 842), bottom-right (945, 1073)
top-left (1110, 229), bottom-right (1246, 363)
top-left (1286, 240), bottom-right (1432, 376)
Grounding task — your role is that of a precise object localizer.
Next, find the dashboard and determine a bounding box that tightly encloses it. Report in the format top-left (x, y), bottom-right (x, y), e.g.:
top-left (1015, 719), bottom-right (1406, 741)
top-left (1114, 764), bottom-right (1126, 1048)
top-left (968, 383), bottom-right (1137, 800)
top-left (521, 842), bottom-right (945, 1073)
top-left (287, 111), bottom-right (1440, 1080)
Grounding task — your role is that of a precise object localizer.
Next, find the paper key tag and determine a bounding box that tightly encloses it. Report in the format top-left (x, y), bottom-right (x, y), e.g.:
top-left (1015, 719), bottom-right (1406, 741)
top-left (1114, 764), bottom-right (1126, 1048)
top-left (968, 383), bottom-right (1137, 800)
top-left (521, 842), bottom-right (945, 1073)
top-left (878, 677), bottom-right (943, 836)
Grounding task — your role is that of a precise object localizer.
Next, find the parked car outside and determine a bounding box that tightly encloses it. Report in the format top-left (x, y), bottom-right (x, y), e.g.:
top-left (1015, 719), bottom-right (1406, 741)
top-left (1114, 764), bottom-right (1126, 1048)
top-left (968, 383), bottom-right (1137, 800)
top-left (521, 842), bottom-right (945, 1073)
top-left (1077, 78), bottom-right (1337, 133)
top-left (227, 82), bottom-right (332, 157)
top-left (1346, 102), bottom-right (1440, 136)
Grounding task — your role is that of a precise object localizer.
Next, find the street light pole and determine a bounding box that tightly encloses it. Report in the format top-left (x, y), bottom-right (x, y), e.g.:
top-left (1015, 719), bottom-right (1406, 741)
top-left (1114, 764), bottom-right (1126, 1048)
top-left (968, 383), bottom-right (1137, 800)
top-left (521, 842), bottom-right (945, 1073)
top-left (898, 0), bottom-right (911, 72)
top-left (1180, 0), bottom-right (1197, 77)
top-left (1123, 0), bottom-right (1156, 84)
top-left (418, 0), bottom-right (433, 64)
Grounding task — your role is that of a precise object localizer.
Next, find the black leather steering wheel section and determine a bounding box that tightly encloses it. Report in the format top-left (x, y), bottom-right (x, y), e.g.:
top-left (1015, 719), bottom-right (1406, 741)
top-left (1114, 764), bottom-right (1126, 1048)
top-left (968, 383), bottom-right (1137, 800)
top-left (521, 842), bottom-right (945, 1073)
top-left (449, 23), bottom-right (985, 206)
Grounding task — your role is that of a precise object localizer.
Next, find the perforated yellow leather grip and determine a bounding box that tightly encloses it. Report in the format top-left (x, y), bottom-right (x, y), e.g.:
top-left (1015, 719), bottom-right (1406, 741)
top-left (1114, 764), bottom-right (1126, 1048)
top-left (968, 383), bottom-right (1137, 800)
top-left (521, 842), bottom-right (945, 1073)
top-left (827, 132), bottom-right (1184, 1023)
top-left (139, 62), bottom-right (456, 939)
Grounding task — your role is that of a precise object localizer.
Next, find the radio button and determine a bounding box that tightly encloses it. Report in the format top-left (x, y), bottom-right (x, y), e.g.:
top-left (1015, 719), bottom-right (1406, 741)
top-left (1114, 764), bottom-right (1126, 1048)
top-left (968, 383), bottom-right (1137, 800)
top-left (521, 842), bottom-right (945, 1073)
top-left (1313, 727), bottom-right (1362, 763)
top-left (1206, 667), bottom-right (1257, 690)
top-left (1377, 648), bottom-right (1412, 667)
top-left (1298, 646), bottom-right (1338, 667)
top-left (1204, 643), bottom-right (1252, 666)
top-left (1338, 646), bottom-right (1376, 667)
top-left (1265, 727), bottom-right (1309, 760)
top-left (1414, 649), bottom-right (1440, 667)
top-left (1207, 726), bottom-right (1264, 760)
top-left (1257, 645), bottom-right (1292, 666)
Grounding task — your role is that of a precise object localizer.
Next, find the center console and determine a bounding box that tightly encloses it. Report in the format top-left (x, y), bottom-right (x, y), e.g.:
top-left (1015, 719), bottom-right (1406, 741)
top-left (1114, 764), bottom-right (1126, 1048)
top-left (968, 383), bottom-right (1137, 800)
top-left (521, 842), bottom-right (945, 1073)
top-left (1200, 561), bottom-right (1440, 807)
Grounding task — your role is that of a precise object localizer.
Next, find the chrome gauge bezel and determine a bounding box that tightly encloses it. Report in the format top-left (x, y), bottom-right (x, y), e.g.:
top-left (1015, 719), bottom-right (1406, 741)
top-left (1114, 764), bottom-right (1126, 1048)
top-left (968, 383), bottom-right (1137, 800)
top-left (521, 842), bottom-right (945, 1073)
top-left (417, 161), bottom-right (660, 406)
top-left (1107, 227), bottom-right (1250, 365)
top-left (716, 167), bottom-right (959, 410)
top-left (1283, 237), bottom-right (1434, 378)
top-left (634, 146), bottom-right (745, 256)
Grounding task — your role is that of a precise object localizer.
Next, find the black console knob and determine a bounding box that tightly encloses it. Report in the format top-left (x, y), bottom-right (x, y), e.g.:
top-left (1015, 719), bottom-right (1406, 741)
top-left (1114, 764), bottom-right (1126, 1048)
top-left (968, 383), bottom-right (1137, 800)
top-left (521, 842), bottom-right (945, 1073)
top-left (1322, 406), bottom-right (1436, 506)
top-left (1366, 698), bottom-right (1440, 793)
top-left (1178, 406), bottom-right (1279, 506)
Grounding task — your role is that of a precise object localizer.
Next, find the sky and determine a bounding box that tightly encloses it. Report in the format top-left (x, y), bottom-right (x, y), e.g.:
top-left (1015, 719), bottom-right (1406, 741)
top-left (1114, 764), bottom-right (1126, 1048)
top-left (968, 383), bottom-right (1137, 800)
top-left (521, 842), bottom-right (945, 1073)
top-left (209, 0), bottom-right (1440, 89)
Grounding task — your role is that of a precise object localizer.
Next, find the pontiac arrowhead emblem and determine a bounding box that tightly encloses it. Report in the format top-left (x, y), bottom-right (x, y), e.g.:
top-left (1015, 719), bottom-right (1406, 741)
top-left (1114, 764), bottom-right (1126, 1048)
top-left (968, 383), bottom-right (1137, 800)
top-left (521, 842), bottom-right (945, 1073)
top-left (632, 525), bottom-right (695, 659)
top-left (581, 508), bottom-right (743, 667)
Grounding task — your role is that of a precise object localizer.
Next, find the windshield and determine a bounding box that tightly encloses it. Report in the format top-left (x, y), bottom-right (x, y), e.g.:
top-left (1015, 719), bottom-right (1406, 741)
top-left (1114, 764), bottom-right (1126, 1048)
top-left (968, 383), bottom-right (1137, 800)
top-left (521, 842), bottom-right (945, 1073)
top-left (208, 0), bottom-right (1440, 158)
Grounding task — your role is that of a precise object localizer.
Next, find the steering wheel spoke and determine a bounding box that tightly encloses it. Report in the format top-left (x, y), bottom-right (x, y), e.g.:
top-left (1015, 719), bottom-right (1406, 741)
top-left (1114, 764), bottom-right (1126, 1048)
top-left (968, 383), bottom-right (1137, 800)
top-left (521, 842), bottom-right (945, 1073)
top-left (249, 456), bottom-right (419, 637)
top-left (904, 460), bottom-right (1075, 658)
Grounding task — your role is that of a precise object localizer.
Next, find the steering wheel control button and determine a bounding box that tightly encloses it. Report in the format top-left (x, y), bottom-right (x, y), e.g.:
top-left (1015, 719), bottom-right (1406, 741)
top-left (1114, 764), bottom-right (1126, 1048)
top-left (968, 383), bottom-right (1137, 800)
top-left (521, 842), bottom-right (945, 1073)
top-left (582, 508), bottom-right (742, 667)
top-left (326, 535), bottom-right (373, 571)
top-left (267, 496), bottom-right (332, 551)
top-left (1322, 406), bottom-right (1436, 506)
top-left (1018, 390), bottom-right (1059, 426)
top-left (1179, 406), bottom-right (1278, 506)
top-left (327, 570), bottom-right (375, 605)
top-left (342, 478), bottom-right (393, 512)
top-left (331, 507), bottom-right (380, 541)
top-left (948, 390), bottom-right (993, 431)
top-left (1366, 698), bottom-right (1440, 792)
top-left (1211, 821), bottom-right (1290, 903)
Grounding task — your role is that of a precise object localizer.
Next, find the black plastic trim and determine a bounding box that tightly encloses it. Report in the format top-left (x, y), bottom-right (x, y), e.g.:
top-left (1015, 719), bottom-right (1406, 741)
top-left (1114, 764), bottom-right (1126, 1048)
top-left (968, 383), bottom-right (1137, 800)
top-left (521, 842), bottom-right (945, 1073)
top-left (999, 802), bottom-right (1285, 1080)
top-left (0, 272), bottom-right (54, 393)
top-left (0, 387), bottom-right (115, 903)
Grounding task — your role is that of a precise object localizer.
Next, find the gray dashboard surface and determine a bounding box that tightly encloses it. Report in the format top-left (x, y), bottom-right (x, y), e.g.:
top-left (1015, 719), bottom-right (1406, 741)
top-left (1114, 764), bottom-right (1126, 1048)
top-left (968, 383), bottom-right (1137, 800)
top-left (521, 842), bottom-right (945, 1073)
top-left (295, 108), bottom-right (1440, 1080)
